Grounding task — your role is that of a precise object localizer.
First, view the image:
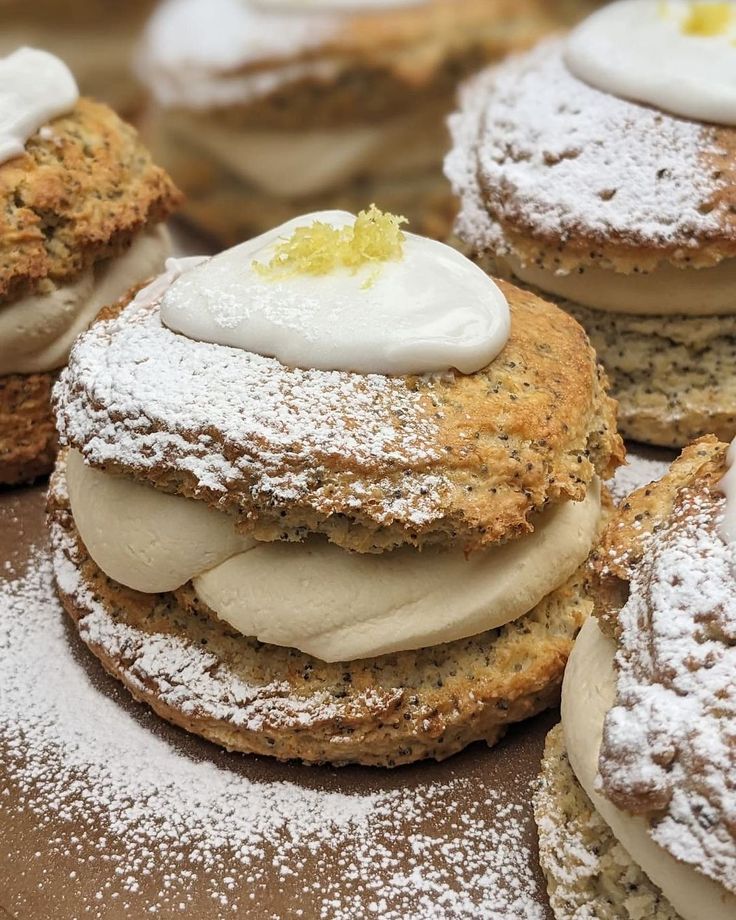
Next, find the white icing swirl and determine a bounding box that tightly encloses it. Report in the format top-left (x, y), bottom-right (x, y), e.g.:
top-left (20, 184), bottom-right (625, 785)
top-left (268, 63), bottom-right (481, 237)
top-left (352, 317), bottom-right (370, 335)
top-left (565, 1), bottom-right (736, 125)
top-left (0, 47), bottom-right (78, 165)
top-left (159, 211), bottom-right (510, 376)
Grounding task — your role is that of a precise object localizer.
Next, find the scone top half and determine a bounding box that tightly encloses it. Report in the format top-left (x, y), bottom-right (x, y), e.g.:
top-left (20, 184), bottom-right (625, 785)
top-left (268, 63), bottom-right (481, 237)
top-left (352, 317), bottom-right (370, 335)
top-left (53, 207), bottom-right (622, 669)
top-left (135, 0), bottom-right (590, 129)
top-left (553, 436), bottom-right (736, 920)
top-left (0, 47), bottom-right (180, 485)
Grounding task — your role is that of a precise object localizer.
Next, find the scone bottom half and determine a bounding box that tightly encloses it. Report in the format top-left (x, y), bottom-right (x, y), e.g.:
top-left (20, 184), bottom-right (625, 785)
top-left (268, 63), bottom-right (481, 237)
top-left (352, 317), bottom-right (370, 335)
top-left (50, 208), bottom-right (623, 766)
top-left (535, 436), bottom-right (736, 919)
top-left (0, 48), bottom-right (182, 486)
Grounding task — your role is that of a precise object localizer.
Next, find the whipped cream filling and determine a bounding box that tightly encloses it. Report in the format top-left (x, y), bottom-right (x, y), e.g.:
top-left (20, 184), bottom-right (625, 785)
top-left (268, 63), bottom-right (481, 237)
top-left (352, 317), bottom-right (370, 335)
top-left (0, 47), bottom-right (78, 165)
top-left (502, 253), bottom-right (736, 316)
top-left (0, 227), bottom-right (170, 376)
top-left (161, 106), bottom-right (446, 197)
top-left (159, 210), bottom-right (510, 376)
top-left (562, 618), bottom-right (736, 920)
top-left (66, 449), bottom-right (601, 662)
top-left (565, 1), bottom-right (736, 126)
top-left (718, 438), bottom-right (736, 544)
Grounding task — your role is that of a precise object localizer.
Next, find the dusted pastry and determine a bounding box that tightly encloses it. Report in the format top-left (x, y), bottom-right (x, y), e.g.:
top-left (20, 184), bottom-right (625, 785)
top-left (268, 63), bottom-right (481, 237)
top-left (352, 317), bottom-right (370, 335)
top-left (535, 436), bottom-right (736, 919)
top-left (0, 48), bottom-right (181, 485)
top-left (49, 208), bottom-right (622, 766)
top-left (134, 0), bottom-right (597, 244)
top-left (447, 0), bottom-right (736, 447)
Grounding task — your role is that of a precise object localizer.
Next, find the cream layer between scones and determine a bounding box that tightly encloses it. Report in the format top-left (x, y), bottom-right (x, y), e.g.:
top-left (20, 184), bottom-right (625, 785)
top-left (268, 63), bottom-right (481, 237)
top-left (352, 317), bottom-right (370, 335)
top-left (54, 210), bottom-right (613, 664)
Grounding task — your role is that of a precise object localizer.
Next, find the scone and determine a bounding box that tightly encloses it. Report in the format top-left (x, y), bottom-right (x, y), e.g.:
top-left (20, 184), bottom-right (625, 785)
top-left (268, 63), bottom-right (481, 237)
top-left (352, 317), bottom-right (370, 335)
top-left (0, 47), bottom-right (181, 486)
top-left (534, 436), bottom-right (736, 919)
top-left (0, 1), bottom-right (156, 116)
top-left (48, 207), bottom-right (622, 766)
top-left (446, 0), bottom-right (736, 448)
top-left (134, 0), bottom-right (598, 245)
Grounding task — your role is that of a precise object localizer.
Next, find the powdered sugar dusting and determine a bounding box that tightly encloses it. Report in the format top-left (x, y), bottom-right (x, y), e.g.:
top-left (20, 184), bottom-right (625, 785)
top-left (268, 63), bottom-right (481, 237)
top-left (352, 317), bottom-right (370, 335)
top-left (606, 453), bottom-right (671, 505)
top-left (1, 538), bottom-right (547, 918)
top-left (598, 488), bottom-right (736, 895)
top-left (447, 41), bottom-right (726, 258)
top-left (55, 296), bottom-right (447, 531)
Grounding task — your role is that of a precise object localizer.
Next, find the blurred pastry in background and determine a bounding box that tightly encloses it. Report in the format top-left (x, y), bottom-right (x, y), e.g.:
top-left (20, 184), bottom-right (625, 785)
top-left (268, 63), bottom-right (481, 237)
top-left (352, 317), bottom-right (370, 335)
top-left (0, 0), bottom-right (156, 116)
top-left (0, 47), bottom-right (181, 486)
top-left (134, 0), bottom-right (596, 244)
top-left (447, 0), bottom-right (736, 448)
top-left (534, 436), bottom-right (736, 919)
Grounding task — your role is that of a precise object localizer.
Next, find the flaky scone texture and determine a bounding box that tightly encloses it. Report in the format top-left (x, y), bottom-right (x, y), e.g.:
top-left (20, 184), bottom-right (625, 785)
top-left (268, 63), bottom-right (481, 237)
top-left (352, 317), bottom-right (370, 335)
top-left (48, 458), bottom-right (593, 767)
top-left (0, 372), bottom-right (57, 485)
top-left (0, 97), bottom-right (181, 306)
top-left (55, 279), bottom-right (622, 553)
top-left (447, 41), bottom-right (736, 275)
top-left (535, 725), bottom-right (681, 920)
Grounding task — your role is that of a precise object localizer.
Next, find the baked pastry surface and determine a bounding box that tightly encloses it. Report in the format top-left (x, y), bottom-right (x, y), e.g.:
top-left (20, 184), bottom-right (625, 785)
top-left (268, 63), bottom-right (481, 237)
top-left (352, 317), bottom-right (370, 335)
top-left (0, 372), bottom-right (57, 486)
top-left (535, 724), bottom-right (681, 920)
top-left (48, 455), bottom-right (594, 767)
top-left (56, 279), bottom-right (622, 553)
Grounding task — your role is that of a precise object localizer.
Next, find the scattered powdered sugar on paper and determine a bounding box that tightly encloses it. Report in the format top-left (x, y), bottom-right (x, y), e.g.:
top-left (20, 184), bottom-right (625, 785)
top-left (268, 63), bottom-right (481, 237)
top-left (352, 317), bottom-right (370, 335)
top-left (447, 41), bottom-right (726, 257)
top-left (0, 547), bottom-right (546, 919)
top-left (598, 489), bottom-right (736, 895)
top-left (606, 453), bottom-right (671, 505)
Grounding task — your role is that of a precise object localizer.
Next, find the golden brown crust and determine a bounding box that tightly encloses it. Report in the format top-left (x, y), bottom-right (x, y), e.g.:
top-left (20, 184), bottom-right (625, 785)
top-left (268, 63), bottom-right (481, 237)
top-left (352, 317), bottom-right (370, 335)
top-left (591, 436), bottom-right (728, 636)
top-left (0, 97), bottom-right (181, 305)
top-left (47, 455), bottom-right (594, 767)
top-left (57, 279), bottom-right (623, 553)
top-left (0, 371), bottom-right (57, 485)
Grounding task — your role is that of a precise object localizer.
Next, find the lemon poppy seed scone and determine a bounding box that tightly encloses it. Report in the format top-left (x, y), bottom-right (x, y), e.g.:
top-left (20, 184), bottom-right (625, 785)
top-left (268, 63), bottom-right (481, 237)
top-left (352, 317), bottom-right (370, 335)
top-left (0, 48), bottom-right (181, 486)
top-left (49, 208), bottom-right (622, 766)
top-left (534, 436), bottom-right (736, 918)
top-left (134, 0), bottom-right (599, 245)
top-left (447, 0), bottom-right (736, 447)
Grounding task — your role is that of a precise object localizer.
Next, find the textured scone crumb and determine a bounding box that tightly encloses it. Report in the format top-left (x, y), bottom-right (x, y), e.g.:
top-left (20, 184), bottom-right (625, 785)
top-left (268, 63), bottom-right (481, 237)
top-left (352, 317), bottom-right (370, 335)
top-left (0, 97), bottom-right (181, 305)
top-left (446, 40), bottom-right (736, 273)
top-left (0, 371), bottom-right (58, 485)
top-left (54, 278), bottom-right (622, 553)
top-left (534, 725), bottom-right (680, 920)
top-left (47, 457), bottom-right (593, 767)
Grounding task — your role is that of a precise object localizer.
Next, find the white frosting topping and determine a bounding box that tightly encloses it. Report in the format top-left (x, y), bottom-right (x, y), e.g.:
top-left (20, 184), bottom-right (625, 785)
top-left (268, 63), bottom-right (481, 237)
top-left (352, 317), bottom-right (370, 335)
top-left (563, 618), bottom-right (736, 920)
top-left (65, 449), bottom-right (601, 662)
top-left (502, 253), bottom-right (736, 316)
top-left (566, 1), bottom-right (736, 126)
top-left (0, 227), bottom-right (170, 375)
top-left (0, 47), bottom-right (78, 165)
top-left (159, 211), bottom-right (510, 376)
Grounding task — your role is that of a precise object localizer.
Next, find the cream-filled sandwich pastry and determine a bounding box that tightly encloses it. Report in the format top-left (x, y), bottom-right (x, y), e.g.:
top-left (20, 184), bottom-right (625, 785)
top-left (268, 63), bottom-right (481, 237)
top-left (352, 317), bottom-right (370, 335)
top-left (0, 47), bottom-right (181, 485)
top-left (447, 0), bottom-right (736, 448)
top-left (134, 0), bottom-right (598, 245)
top-left (49, 207), bottom-right (623, 766)
top-left (535, 436), bottom-right (736, 919)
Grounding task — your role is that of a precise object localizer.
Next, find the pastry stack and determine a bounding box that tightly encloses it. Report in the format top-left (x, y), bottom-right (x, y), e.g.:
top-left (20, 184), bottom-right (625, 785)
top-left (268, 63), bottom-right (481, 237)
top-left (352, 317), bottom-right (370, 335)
top-left (49, 208), bottom-right (622, 766)
top-left (447, 0), bottom-right (736, 447)
top-left (535, 436), bottom-right (736, 919)
top-left (0, 47), bottom-right (180, 485)
top-left (134, 0), bottom-right (596, 244)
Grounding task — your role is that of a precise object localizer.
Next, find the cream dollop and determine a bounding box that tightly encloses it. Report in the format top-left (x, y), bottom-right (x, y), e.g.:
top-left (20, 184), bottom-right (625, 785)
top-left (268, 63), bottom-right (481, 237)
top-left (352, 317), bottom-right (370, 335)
top-left (0, 47), bottom-right (78, 165)
top-left (562, 618), bottom-right (736, 920)
top-left (501, 253), bottom-right (736, 316)
top-left (159, 211), bottom-right (510, 375)
top-left (66, 450), bottom-right (600, 662)
top-left (0, 227), bottom-right (171, 376)
top-left (565, 1), bottom-right (736, 125)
